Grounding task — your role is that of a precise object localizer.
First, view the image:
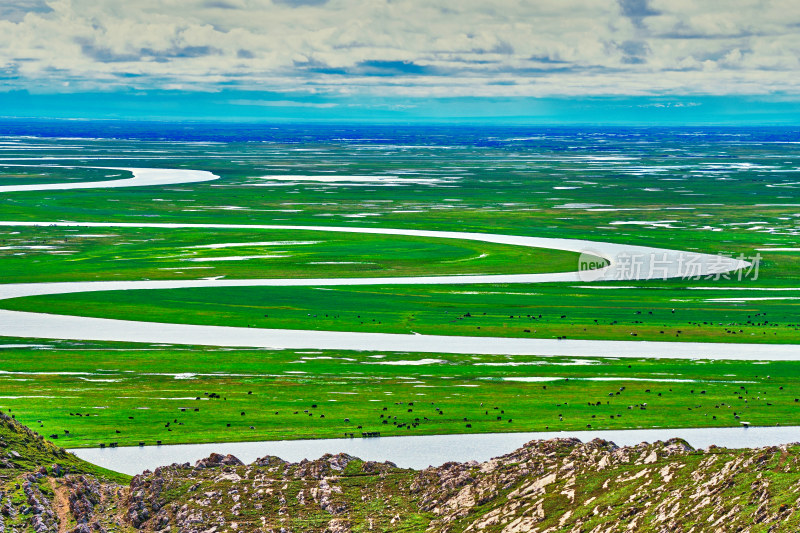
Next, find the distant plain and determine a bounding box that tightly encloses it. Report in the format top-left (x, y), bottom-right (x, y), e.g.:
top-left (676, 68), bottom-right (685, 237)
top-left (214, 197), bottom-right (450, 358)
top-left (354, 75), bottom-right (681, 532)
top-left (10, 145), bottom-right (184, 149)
top-left (1, 125), bottom-right (798, 448)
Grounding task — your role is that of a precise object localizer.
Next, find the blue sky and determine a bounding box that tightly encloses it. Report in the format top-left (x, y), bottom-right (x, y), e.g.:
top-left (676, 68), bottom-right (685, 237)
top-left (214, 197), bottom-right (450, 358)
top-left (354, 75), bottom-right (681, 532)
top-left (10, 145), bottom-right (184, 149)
top-left (1, 0), bottom-right (799, 123)
top-left (3, 91), bottom-right (800, 124)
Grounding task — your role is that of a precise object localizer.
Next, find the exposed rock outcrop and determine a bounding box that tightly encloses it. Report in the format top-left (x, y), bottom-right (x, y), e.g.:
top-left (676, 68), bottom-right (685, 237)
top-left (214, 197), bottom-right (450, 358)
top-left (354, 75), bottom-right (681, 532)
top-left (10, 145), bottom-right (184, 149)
top-left (3, 410), bottom-right (800, 532)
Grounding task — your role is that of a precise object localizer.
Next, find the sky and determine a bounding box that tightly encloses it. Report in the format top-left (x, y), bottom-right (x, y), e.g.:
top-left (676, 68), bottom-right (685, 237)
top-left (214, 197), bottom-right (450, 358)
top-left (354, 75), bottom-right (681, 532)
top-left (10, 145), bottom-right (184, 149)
top-left (1, 0), bottom-right (799, 123)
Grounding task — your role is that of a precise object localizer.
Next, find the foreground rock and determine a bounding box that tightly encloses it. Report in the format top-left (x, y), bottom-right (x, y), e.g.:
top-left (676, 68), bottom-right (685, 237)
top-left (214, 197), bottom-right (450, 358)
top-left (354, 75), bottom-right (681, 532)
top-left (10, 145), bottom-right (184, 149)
top-left (2, 411), bottom-right (800, 531)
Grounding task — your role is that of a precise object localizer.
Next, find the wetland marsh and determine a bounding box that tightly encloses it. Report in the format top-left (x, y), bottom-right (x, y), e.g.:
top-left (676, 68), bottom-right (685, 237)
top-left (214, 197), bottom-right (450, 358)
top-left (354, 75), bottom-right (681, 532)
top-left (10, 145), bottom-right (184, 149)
top-left (1, 123), bottom-right (799, 454)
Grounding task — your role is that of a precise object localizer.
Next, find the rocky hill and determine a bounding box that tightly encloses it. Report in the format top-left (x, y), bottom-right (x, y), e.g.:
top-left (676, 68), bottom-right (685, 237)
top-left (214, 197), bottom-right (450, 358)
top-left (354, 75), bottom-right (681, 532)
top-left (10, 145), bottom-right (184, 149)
top-left (2, 410), bottom-right (800, 532)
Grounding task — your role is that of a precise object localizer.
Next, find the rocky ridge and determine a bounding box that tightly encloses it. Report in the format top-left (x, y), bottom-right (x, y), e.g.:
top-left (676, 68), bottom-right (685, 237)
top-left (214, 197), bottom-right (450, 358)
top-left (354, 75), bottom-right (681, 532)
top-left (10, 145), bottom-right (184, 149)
top-left (2, 410), bottom-right (800, 531)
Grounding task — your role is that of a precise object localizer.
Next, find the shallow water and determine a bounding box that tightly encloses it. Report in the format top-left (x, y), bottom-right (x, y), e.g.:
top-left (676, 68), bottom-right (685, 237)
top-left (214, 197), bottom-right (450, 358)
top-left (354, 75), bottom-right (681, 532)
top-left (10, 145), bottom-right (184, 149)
top-left (71, 425), bottom-right (800, 476)
top-left (0, 220), bottom-right (767, 359)
top-left (1, 309), bottom-right (798, 359)
top-left (0, 166), bottom-right (217, 192)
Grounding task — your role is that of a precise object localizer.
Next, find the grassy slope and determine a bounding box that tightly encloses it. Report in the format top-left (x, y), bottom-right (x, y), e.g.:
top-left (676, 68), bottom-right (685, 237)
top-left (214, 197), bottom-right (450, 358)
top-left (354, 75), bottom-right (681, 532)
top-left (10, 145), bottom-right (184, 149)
top-left (0, 410), bottom-right (129, 484)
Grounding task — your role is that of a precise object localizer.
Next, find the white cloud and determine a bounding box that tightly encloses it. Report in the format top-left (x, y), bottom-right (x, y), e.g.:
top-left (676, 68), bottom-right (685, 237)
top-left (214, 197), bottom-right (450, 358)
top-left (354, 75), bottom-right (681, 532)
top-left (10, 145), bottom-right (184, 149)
top-left (0, 0), bottom-right (798, 96)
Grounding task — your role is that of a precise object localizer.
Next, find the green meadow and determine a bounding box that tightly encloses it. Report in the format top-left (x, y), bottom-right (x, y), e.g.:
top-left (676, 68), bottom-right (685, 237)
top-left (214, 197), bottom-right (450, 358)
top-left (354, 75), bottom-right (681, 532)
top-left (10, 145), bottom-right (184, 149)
top-left (0, 225), bottom-right (584, 283)
top-left (0, 338), bottom-right (798, 448)
top-left (6, 280), bottom-right (799, 344)
top-left (1, 128), bottom-right (799, 448)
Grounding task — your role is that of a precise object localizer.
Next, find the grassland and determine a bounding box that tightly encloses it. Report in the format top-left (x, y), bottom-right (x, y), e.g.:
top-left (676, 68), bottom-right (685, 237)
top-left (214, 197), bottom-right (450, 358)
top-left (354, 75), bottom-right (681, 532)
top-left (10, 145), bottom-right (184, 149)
top-left (0, 337), bottom-right (798, 448)
top-left (0, 225), bottom-right (584, 283)
top-left (7, 279), bottom-right (799, 344)
top-left (0, 125), bottom-right (799, 450)
top-left (0, 165), bottom-right (124, 187)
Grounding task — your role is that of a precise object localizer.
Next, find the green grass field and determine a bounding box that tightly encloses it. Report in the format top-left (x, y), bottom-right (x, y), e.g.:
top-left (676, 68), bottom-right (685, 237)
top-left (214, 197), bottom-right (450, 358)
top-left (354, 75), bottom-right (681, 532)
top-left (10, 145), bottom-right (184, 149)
top-left (7, 280), bottom-right (799, 344)
top-left (0, 225), bottom-right (586, 283)
top-left (0, 337), bottom-right (797, 448)
top-left (1, 127), bottom-right (799, 449)
top-left (0, 166), bottom-right (125, 187)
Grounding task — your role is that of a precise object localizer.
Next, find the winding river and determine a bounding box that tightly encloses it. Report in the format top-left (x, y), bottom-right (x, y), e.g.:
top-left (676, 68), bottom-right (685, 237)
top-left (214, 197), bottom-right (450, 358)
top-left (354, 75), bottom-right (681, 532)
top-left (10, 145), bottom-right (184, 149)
top-left (0, 166), bottom-right (794, 359)
top-left (0, 219), bottom-right (785, 359)
top-left (3, 164), bottom-right (800, 471)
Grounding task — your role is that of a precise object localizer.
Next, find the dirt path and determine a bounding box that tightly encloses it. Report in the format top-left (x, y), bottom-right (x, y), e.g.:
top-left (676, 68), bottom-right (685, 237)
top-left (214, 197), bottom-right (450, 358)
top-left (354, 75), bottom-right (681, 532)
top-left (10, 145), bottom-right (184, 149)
top-left (49, 478), bottom-right (70, 533)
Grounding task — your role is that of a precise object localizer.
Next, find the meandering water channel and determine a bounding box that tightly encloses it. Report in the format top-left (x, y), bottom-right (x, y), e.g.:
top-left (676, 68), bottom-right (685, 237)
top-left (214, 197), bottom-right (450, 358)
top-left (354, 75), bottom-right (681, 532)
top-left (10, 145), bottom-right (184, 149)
top-left (3, 166), bottom-right (797, 470)
top-left (0, 217), bottom-right (782, 360)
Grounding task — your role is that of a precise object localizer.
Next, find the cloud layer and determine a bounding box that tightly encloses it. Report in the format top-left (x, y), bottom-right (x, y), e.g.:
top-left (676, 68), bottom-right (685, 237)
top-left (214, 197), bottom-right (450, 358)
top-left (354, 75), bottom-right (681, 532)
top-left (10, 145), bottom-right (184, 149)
top-left (1, 0), bottom-right (799, 96)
